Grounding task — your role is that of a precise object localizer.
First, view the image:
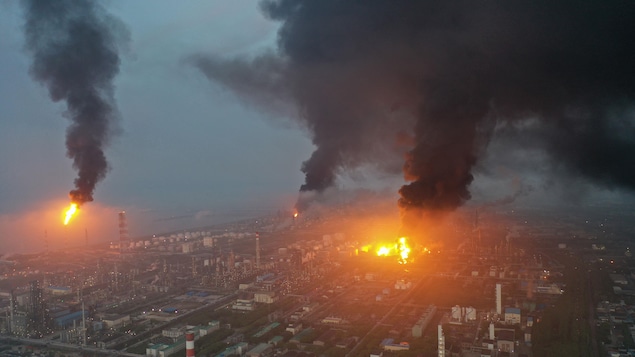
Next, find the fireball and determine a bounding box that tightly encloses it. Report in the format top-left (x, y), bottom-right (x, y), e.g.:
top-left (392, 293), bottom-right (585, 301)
top-left (63, 203), bottom-right (78, 225)
top-left (375, 237), bottom-right (412, 264)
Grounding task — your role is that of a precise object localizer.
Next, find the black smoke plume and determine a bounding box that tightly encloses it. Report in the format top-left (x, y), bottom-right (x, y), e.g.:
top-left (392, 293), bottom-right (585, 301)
top-left (22, 0), bottom-right (128, 206)
top-left (194, 0), bottom-right (635, 216)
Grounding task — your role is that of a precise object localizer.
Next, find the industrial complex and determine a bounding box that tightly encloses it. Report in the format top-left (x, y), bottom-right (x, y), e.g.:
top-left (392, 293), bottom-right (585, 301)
top-left (0, 204), bottom-right (633, 357)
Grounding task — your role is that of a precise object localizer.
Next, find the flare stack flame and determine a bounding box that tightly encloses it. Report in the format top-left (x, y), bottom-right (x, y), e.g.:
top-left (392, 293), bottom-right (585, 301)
top-left (63, 203), bottom-right (78, 225)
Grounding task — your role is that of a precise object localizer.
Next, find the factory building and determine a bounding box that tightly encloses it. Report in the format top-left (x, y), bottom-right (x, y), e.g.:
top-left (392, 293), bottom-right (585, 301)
top-left (412, 305), bottom-right (437, 338)
top-left (146, 336), bottom-right (186, 357)
top-left (254, 291), bottom-right (278, 304)
top-left (101, 314), bottom-right (130, 329)
top-left (380, 338), bottom-right (410, 352)
top-left (495, 328), bottom-right (515, 354)
top-left (504, 307), bottom-right (521, 325)
top-left (232, 298), bottom-right (255, 311)
top-left (246, 342), bottom-right (273, 357)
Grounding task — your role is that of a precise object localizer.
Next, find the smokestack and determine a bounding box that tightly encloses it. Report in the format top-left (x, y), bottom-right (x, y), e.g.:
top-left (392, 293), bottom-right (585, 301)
top-left (193, 0), bottom-right (635, 222)
top-left (22, 0), bottom-right (128, 206)
top-left (496, 283), bottom-right (502, 315)
top-left (186, 332), bottom-right (195, 357)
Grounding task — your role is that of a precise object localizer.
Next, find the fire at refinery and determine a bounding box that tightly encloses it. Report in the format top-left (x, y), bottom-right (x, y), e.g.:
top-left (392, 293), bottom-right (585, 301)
top-left (360, 237), bottom-right (413, 264)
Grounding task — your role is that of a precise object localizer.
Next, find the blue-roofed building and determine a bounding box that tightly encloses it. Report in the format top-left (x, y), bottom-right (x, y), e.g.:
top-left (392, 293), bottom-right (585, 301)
top-left (380, 338), bottom-right (410, 352)
top-left (504, 307), bottom-right (521, 325)
top-left (162, 307), bottom-right (178, 314)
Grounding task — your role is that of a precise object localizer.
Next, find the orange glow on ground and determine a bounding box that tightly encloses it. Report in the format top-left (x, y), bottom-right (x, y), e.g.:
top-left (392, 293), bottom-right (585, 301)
top-left (63, 203), bottom-right (78, 225)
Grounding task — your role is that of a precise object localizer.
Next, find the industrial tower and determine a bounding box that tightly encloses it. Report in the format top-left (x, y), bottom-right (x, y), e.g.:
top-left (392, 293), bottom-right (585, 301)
top-left (496, 283), bottom-right (502, 315)
top-left (118, 211), bottom-right (129, 254)
top-left (438, 324), bottom-right (445, 357)
top-left (256, 232), bottom-right (261, 269)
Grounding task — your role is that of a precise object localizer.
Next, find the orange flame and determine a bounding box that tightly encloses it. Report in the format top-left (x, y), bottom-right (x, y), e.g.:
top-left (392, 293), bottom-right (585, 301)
top-left (64, 203), bottom-right (78, 225)
top-left (293, 212), bottom-right (298, 218)
top-left (397, 237), bottom-right (411, 263)
top-left (375, 237), bottom-right (411, 264)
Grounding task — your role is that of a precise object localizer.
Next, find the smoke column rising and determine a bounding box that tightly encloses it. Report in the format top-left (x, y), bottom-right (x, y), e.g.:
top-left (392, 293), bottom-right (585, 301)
top-left (22, 0), bottom-right (128, 206)
top-left (195, 1), bottom-right (635, 220)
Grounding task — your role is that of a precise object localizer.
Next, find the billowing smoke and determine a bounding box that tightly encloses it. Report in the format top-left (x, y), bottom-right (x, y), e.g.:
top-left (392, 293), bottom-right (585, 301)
top-left (22, 0), bottom-right (128, 206)
top-left (193, 1), bottom-right (635, 217)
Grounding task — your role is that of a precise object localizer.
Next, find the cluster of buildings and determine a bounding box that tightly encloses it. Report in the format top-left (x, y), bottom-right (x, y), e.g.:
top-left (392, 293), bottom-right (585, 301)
top-left (146, 321), bottom-right (218, 357)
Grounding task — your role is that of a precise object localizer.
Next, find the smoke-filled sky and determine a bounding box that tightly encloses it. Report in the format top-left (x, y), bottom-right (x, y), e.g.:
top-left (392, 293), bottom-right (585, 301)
top-left (1, 0), bottom-right (634, 253)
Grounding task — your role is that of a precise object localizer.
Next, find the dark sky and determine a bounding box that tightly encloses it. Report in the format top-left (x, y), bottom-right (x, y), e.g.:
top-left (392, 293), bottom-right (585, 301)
top-left (1, 0), bottom-right (633, 253)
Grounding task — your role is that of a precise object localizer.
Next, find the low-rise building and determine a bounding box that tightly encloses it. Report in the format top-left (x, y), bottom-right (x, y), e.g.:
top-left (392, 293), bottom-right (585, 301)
top-left (102, 314), bottom-right (130, 329)
top-left (246, 342), bottom-right (273, 357)
top-left (504, 307), bottom-right (521, 325)
top-left (286, 322), bottom-right (303, 335)
top-left (380, 338), bottom-right (410, 351)
top-left (255, 291), bottom-right (278, 304)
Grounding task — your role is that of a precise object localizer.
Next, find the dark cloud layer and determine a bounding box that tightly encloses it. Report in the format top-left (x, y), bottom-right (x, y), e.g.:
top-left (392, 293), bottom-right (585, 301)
top-left (194, 0), bottom-right (635, 214)
top-left (22, 0), bottom-right (127, 205)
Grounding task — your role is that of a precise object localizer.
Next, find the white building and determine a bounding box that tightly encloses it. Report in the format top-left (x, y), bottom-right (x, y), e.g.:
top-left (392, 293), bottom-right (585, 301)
top-left (254, 291), bottom-right (277, 304)
top-left (102, 314), bottom-right (130, 329)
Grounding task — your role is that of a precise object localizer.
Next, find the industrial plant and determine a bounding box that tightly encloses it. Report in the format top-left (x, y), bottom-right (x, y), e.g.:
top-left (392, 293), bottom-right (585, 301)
top-left (0, 203), bottom-right (632, 357)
